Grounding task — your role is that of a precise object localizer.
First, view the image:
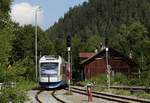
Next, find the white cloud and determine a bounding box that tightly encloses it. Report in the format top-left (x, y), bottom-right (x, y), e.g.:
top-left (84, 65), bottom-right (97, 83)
top-left (10, 2), bottom-right (44, 26)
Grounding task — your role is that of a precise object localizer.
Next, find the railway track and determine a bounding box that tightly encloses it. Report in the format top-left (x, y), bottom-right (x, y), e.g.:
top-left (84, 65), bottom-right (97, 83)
top-left (75, 84), bottom-right (150, 93)
top-left (110, 86), bottom-right (150, 93)
top-left (35, 90), bottom-right (44, 103)
top-left (70, 86), bottom-right (150, 103)
top-left (35, 89), bottom-right (66, 103)
top-left (34, 86), bottom-right (150, 103)
top-left (51, 90), bottom-right (66, 103)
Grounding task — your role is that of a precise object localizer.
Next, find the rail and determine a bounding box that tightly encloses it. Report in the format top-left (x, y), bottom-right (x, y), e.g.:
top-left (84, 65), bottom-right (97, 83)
top-left (51, 90), bottom-right (66, 103)
top-left (71, 86), bottom-right (150, 103)
top-left (35, 89), bottom-right (66, 103)
top-left (110, 85), bottom-right (150, 93)
top-left (35, 90), bottom-right (43, 103)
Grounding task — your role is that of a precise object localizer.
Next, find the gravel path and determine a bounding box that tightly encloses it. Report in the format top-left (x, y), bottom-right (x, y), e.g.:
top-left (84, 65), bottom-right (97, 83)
top-left (38, 91), bottom-right (60, 103)
top-left (25, 90), bottom-right (39, 103)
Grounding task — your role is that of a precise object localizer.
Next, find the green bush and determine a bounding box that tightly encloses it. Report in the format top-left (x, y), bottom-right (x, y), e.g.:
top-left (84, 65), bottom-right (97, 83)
top-left (112, 73), bottom-right (128, 85)
top-left (0, 88), bottom-right (27, 103)
top-left (141, 70), bottom-right (150, 87)
top-left (4, 57), bottom-right (36, 82)
top-left (17, 80), bottom-right (38, 91)
top-left (88, 74), bottom-right (107, 85)
top-left (135, 93), bottom-right (150, 99)
top-left (0, 80), bottom-right (37, 103)
top-left (0, 63), bottom-right (5, 82)
top-left (128, 78), bottom-right (143, 86)
top-left (110, 89), bottom-right (130, 96)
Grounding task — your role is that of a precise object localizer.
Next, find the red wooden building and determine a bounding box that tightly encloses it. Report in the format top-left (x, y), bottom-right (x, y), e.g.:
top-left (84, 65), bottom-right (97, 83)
top-left (80, 47), bottom-right (138, 80)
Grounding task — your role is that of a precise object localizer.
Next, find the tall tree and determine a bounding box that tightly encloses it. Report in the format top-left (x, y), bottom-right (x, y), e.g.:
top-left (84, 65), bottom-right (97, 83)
top-left (0, 0), bottom-right (12, 18)
top-left (12, 25), bottom-right (54, 62)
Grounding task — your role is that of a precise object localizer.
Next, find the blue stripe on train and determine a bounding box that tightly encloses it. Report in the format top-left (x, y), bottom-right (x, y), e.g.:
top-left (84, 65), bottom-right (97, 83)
top-left (39, 81), bottom-right (62, 89)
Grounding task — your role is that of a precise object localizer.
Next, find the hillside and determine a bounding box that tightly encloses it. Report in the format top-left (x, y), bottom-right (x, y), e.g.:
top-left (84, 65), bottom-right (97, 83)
top-left (47, 0), bottom-right (150, 40)
top-left (46, 0), bottom-right (150, 79)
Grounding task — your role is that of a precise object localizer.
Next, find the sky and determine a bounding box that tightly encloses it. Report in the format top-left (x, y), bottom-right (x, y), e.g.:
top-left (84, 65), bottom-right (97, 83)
top-left (10, 0), bottom-right (88, 30)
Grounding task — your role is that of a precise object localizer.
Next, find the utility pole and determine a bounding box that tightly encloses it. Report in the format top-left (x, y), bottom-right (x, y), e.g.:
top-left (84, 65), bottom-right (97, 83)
top-left (106, 47), bottom-right (110, 89)
top-left (67, 34), bottom-right (71, 93)
top-left (35, 6), bottom-right (40, 81)
top-left (68, 47), bottom-right (71, 92)
top-left (35, 9), bottom-right (38, 81)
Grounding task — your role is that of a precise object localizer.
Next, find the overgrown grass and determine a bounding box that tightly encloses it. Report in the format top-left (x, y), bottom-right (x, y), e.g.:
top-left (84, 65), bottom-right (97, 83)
top-left (0, 80), bottom-right (38, 103)
top-left (0, 87), bottom-right (27, 103)
top-left (17, 80), bottom-right (38, 91)
top-left (77, 73), bottom-right (150, 100)
top-left (78, 73), bottom-right (150, 87)
top-left (134, 93), bottom-right (150, 99)
top-left (0, 58), bottom-right (38, 102)
top-left (94, 86), bottom-right (150, 100)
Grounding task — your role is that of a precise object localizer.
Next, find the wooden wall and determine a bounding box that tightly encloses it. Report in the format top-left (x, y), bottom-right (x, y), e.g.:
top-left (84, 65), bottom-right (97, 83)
top-left (84, 58), bottom-right (132, 79)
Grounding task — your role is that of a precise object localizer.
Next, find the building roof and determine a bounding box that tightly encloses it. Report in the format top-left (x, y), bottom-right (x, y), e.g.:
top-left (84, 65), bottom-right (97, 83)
top-left (80, 47), bottom-right (137, 67)
top-left (79, 52), bottom-right (95, 58)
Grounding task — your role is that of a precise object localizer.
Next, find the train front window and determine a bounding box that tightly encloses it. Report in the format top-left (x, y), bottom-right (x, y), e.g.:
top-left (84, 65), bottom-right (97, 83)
top-left (40, 62), bottom-right (58, 70)
top-left (40, 62), bottom-right (59, 76)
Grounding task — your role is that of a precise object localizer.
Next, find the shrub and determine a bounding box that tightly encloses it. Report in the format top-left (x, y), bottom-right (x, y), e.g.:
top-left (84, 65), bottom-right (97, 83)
top-left (5, 57), bottom-right (35, 82)
top-left (128, 78), bottom-right (143, 86)
top-left (0, 80), bottom-right (37, 103)
top-left (0, 63), bottom-right (5, 82)
top-left (112, 73), bottom-right (128, 85)
top-left (0, 88), bottom-right (27, 103)
top-left (17, 80), bottom-right (38, 91)
top-left (89, 74), bottom-right (107, 85)
top-left (141, 70), bottom-right (150, 87)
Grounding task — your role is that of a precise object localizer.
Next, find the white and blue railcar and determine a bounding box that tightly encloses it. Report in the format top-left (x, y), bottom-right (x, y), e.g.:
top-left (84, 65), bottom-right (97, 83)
top-left (39, 55), bottom-right (66, 88)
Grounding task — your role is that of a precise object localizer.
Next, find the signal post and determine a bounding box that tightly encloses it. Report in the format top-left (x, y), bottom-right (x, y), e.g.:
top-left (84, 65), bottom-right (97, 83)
top-left (67, 34), bottom-right (72, 94)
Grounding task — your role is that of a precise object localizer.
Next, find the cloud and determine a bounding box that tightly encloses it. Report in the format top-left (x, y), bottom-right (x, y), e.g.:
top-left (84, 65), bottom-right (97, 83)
top-left (10, 2), bottom-right (44, 26)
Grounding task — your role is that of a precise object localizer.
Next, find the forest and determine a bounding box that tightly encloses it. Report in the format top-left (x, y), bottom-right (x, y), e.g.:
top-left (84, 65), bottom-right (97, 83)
top-left (0, 0), bottom-right (150, 101)
top-left (47, 0), bottom-right (150, 82)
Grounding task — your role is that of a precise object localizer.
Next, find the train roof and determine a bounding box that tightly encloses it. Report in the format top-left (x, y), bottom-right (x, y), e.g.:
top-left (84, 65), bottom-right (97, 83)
top-left (39, 55), bottom-right (62, 62)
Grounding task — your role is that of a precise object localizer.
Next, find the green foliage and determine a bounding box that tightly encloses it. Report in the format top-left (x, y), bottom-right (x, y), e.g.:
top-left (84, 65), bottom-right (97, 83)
top-left (0, 80), bottom-right (37, 103)
top-left (111, 22), bottom-right (150, 79)
top-left (112, 22), bottom-right (148, 55)
top-left (53, 38), bottom-right (66, 58)
top-left (134, 93), bottom-right (150, 99)
top-left (16, 80), bottom-right (38, 91)
top-left (0, 57), bottom-right (35, 83)
top-left (72, 35), bottom-right (82, 64)
top-left (0, 2), bottom-right (18, 83)
top-left (0, 88), bottom-right (27, 103)
top-left (0, 26), bottom-right (15, 64)
top-left (71, 35), bottom-right (83, 79)
top-left (112, 73), bottom-right (128, 85)
top-left (128, 78), bottom-right (143, 86)
top-left (110, 89), bottom-right (130, 96)
top-left (47, 0), bottom-right (150, 39)
top-left (0, 63), bottom-right (5, 82)
top-left (0, 0), bottom-right (12, 18)
top-left (86, 74), bottom-right (107, 85)
top-left (12, 25), bottom-right (54, 61)
top-left (89, 73), bottom-right (127, 86)
top-left (141, 70), bottom-right (150, 87)
top-left (0, 80), bottom-right (38, 103)
top-left (46, 0), bottom-right (150, 83)
top-left (82, 35), bottom-right (102, 51)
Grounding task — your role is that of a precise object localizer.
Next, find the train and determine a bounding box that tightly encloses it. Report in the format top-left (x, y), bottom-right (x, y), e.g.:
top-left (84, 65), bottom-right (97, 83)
top-left (39, 55), bottom-right (67, 89)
